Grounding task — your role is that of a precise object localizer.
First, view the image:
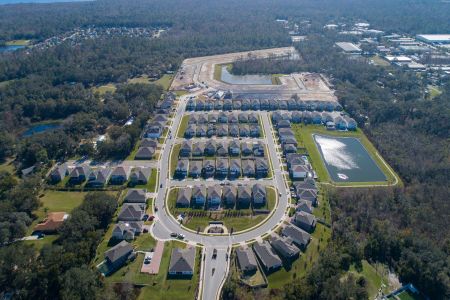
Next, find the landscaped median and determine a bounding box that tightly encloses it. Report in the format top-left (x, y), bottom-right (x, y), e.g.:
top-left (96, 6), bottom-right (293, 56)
top-left (291, 124), bottom-right (401, 187)
top-left (166, 186), bottom-right (278, 234)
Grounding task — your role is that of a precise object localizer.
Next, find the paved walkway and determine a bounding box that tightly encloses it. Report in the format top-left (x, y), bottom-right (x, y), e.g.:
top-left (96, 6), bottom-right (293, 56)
top-left (141, 240), bottom-right (164, 274)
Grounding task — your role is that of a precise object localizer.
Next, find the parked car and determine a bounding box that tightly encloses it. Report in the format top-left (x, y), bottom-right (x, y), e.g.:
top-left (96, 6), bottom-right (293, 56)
top-left (170, 232), bottom-right (178, 238)
top-left (177, 233), bottom-right (185, 240)
top-left (212, 248), bottom-right (217, 259)
top-left (144, 257), bottom-right (151, 264)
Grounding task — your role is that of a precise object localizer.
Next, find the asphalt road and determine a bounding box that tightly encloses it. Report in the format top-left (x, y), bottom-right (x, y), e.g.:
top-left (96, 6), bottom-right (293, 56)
top-left (150, 91), bottom-right (289, 300)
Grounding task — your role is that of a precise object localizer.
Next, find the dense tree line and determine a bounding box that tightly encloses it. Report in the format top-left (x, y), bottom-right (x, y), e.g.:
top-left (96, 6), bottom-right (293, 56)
top-left (0, 192), bottom-right (118, 299)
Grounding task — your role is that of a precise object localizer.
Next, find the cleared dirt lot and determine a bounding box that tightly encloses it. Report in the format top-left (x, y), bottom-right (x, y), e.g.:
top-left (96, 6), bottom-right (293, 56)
top-left (171, 47), bottom-right (337, 102)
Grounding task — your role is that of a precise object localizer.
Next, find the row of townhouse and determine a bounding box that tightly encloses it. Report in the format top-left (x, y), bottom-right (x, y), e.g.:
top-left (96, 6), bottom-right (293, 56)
top-left (186, 98), bottom-right (343, 112)
top-left (272, 110), bottom-right (357, 130)
top-left (188, 112), bottom-right (259, 124)
top-left (175, 183), bottom-right (268, 209)
top-left (184, 123), bottom-right (260, 138)
top-left (175, 158), bottom-right (269, 179)
top-left (178, 140), bottom-right (265, 158)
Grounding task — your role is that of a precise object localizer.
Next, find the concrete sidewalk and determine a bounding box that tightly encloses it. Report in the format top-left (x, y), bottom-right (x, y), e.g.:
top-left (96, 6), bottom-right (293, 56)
top-left (141, 241), bottom-right (165, 274)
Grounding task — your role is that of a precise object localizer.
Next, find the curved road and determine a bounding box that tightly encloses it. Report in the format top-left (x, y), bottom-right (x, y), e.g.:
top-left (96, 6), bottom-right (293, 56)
top-left (150, 92), bottom-right (290, 300)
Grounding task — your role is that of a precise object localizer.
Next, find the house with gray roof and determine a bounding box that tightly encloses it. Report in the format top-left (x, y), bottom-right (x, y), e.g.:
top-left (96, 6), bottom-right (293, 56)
top-left (229, 124), bottom-right (239, 137)
top-left (239, 125), bottom-right (250, 137)
top-left (241, 142), bottom-right (252, 156)
top-left (176, 188), bottom-right (192, 207)
top-left (192, 142), bottom-right (205, 157)
top-left (242, 159), bottom-right (255, 177)
top-left (269, 99), bottom-right (279, 110)
top-left (232, 100), bottom-right (241, 110)
top-left (168, 247), bottom-right (196, 276)
top-left (249, 125), bottom-right (260, 137)
top-left (253, 142), bottom-right (265, 157)
top-left (281, 224), bottom-right (311, 250)
top-left (296, 200), bottom-right (314, 214)
top-left (222, 185), bottom-right (237, 208)
top-left (192, 185), bottom-right (206, 206)
top-left (50, 164), bottom-right (67, 183)
top-left (124, 189), bottom-right (147, 203)
top-left (295, 187), bottom-right (318, 206)
top-left (248, 113), bottom-right (258, 123)
top-left (238, 113), bottom-right (248, 123)
top-left (279, 100), bottom-right (288, 110)
top-left (229, 159), bottom-right (241, 178)
top-left (270, 236), bottom-right (300, 261)
top-left (260, 99), bottom-right (269, 110)
top-left (250, 99), bottom-right (260, 110)
top-left (253, 241), bottom-right (282, 273)
top-left (215, 158), bottom-right (229, 178)
top-left (202, 160), bottom-right (215, 178)
top-left (208, 113), bottom-right (218, 124)
top-left (87, 167), bottom-right (111, 187)
top-left (283, 143), bottom-right (297, 154)
top-left (180, 141), bottom-right (192, 157)
top-left (112, 221), bottom-right (144, 241)
top-left (229, 140), bottom-right (240, 156)
top-left (204, 141), bottom-right (216, 156)
top-left (185, 124), bottom-right (196, 138)
top-left (229, 113), bottom-right (239, 123)
top-left (207, 124), bottom-right (215, 137)
top-left (290, 164), bottom-right (309, 180)
top-left (255, 158), bottom-right (268, 178)
top-left (286, 153), bottom-right (306, 168)
top-left (272, 111), bottom-right (282, 123)
top-left (104, 241), bottom-right (134, 273)
top-left (207, 185), bottom-right (222, 208)
top-left (118, 204), bottom-right (146, 221)
top-left (188, 114), bottom-right (198, 124)
top-left (195, 100), bottom-right (205, 111)
top-left (235, 247), bottom-right (258, 275)
top-left (252, 184), bottom-right (266, 207)
top-left (69, 165), bottom-right (89, 184)
top-left (186, 99), bottom-right (195, 111)
top-left (287, 99), bottom-right (298, 111)
top-left (214, 100), bottom-right (223, 110)
top-left (223, 99), bottom-right (232, 110)
top-left (189, 160), bottom-right (202, 178)
top-left (130, 167), bottom-right (151, 185)
top-left (277, 120), bottom-right (291, 129)
top-left (241, 99), bottom-right (251, 110)
top-left (110, 166), bottom-right (131, 184)
top-left (293, 211), bottom-right (316, 233)
top-left (237, 185), bottom-right (252, 208)
top-left (218, 112), bottom-right (228, 123)
top-left (216, 141), bottom-right (228, 157)
top-left (291, 111), bottom-right (302, 123)
top-left (196, 125), bottom-right (207, 137)
top-left (217, 124), bottom-right (228, 137)
top-left (135, 147), bottom-right (155, 160)
top-left (198, 114), bottom-right (207, 124)
top-left (175, 159), bottom-right (189, 179)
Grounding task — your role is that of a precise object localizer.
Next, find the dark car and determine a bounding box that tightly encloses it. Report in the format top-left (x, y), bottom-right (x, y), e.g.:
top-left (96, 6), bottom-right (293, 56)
top-left (170, 232), bottom-right (177, 238)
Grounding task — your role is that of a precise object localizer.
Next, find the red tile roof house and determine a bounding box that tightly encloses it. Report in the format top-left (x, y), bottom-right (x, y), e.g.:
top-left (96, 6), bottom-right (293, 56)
top-left (34, 212), bottom-right (69, 233)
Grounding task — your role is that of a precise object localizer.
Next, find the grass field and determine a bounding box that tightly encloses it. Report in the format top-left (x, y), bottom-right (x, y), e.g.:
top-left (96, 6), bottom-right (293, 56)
top-left (153, 74), bottom-right (174, 91)
top-left (427, 85), bottom-right (442, 99)
top-left (291, 124), bottom-right (400, 186)
top-left (92, 84), bottom-right (117, 95)
top-left (371, 55), bottom-right (391, 67)
top-left (169, 144), bottom-right (181, 177)
top-left (133, 169), bottom-right (158, 192)
top-left (5, 39), bottom-right (31, 46)
top-left (348, 260), bottom-right (388, 298)
top-left (136, 242), bottom-right (200, 300)
top-left (271, 74), bottom-right (283, 85)
top-left (0, 158), bottom-right (15, 174)
top-left (177, 115), bottom-right (190, 138)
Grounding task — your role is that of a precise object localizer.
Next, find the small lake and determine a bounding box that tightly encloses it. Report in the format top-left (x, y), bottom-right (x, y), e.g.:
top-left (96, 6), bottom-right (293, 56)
top-left (0, 45), bottom-right (25, 53)
top-left (22, 123), bottom-right (61, 137)
top-left (220, 65), bottom-right (273, 85)
top-left (314, 134), bottom-right (386, 182)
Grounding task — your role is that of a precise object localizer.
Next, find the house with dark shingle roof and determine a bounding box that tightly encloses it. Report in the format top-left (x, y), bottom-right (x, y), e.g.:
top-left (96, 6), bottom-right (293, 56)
top-left (185, 124), bottom-right (196, 138)
top-left (252, 184), bottom-right (266, 206)
top-left (186, 99), bottom-right (195, 111)
top-left (250, 99), bottom-right (260, 110)
top-left (229, 124), bottom-right (239, 137)
top-left (241, 143), bottom-right (252, 156)
top-left (287, 99), bottom-right (298, 111)
top-left (217, 124), bottom-right (228, 137)
top-left (118, 204), bottom-right (146, 221)
top-left (236, 247), bottom-right (258, 275)
top-left (192, 142), bottom-right (205, 157)
top-left (270, 236), bottom-right (300, 261)
top-left (216, 141), bottom-right (228, 157)
top-left (279, 100), bottom-right (288, 110)
top-left (242, 159), bottom-right (255, 177)
top-left (176, 188), bottom-right (192, 207)
top-left (232, 100), bottom-right (241, 110)
top-left (253, 242), bottom-right (282, 273)
top-left (222, 185), bottom-right (237, 208)
top-left (168, 247), bottom-right (196, 276)
top-left (208, 113), bottom-right (218, 124)
top-left (110, 166), bottom-right (131, 185)
top-left (192, 185), bottom-right (206, 206)
top-left (198, 114), bottom-right (208, 124)
top-left (283, 143), bottom-right (297, 154)
top-left (202, 160), bottom-right (215, 178)
top-left (69, 166), bottom-right (90, 184)
top-left (260, 99), bottom-right (269, 110)
top-left (218, 112), bottom-right (228, 123)
top-left (229, 113), bottom-right (239, 124)
top-left (180, 140), bottom-right (192, 157)
top-left (290, 164), bottom-right (309, 180)
top-left (269, 99), bottom-right (279, 110)
top-left (207, 124), bottom-right (215, 137)
top-left (241, 99), bottom-right (251, 111)
top-left (207, 185), bottom-right (222, 208)
top-left (239, 125), bottom-right (250, 137)
top-left (292, 211), bottom-right (317, 233)
top-left (130, 167), bottom-right (151, 185)
top-left (255, 158), bottom-right (268, 178)
top-left (50, 164), bottom-right (67, 183)
top-left (237, 185), bottom-right (252, 208)
top-left (223, 99), bottom-right (233, 110)
top-left (229, 159), bottom-right (241, 178)
top-left (196, 125), bottom-right (207, 137)
top-left (281, 224), bottom-right (311, 250)
top-left (175, 159), bottom-right (189, 179)
top-left (189, 160), bottom-right (202, 178)
top-left (104, 241), bottom-right (134, 273)
top-left (140, 138), bottom-right (158, 149)
top-left (238, 112), bottom-right (248, 123)
top-left (229, 140), bottom-right (240, 156)
top-left (253, 142), bottom-right (265, 157)
top-left (215, 158), bottom-right (229, 178)
top-left (248, 113), bottom-right (258, 123)
top-left (286, 153), bottom-right (306, 168)
top-left (296, 200), bottom-right (314, 214)
top-left (249, 125), bottom-right (260, 137)
top-left (291, 111), bottom-right (302, 123)
top-left (124, 189), bottom-right (147, 203)
top-left (204, 141), bottom-right (216, 156)
top-left (214, 100), bottom-right (223, 110)
top-left (195, 100), bottom-right (205, 111)
top-left (87, 167), bottom-right (112, 187)
top-left (135, 147), bottom-right (155, 160)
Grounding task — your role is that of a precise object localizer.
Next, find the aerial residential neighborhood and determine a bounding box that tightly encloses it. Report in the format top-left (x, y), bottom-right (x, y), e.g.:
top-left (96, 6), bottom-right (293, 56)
top-left (0, 1), bottom-right (448, 300)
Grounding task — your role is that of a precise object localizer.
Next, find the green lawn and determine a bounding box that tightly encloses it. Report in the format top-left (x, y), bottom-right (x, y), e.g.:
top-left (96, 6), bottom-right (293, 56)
top-left (349, 260), bottom-right (385, 298)
top-left (0, 158), bottom-right (15, 174)
top-left (169, 144), bottom-right (181, 177)
top-left (174, 90), bottom-right (189, 97)
top-left (128, 75), bottom-right (152, 84)
top-left (427, 85), bottom-right (442, 99)
top-left (266, 187), bottom-right (277, 211)
top-left (271, 74), bottom-right (284, 85)
top-left (6, 39), bottom-right (31, 46)
top-left (136, 242), bottom-right (201, 300)
top-left (22, 235), bottom-right (59, 252)
top-left (291, 124), bottom-right (400, 186)
top-left (153, 74), bottom-right (174, 91)
top-left (92, 84), bottom-right (117, 95)
top-left (177, 115), bottom-right (190, 138)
